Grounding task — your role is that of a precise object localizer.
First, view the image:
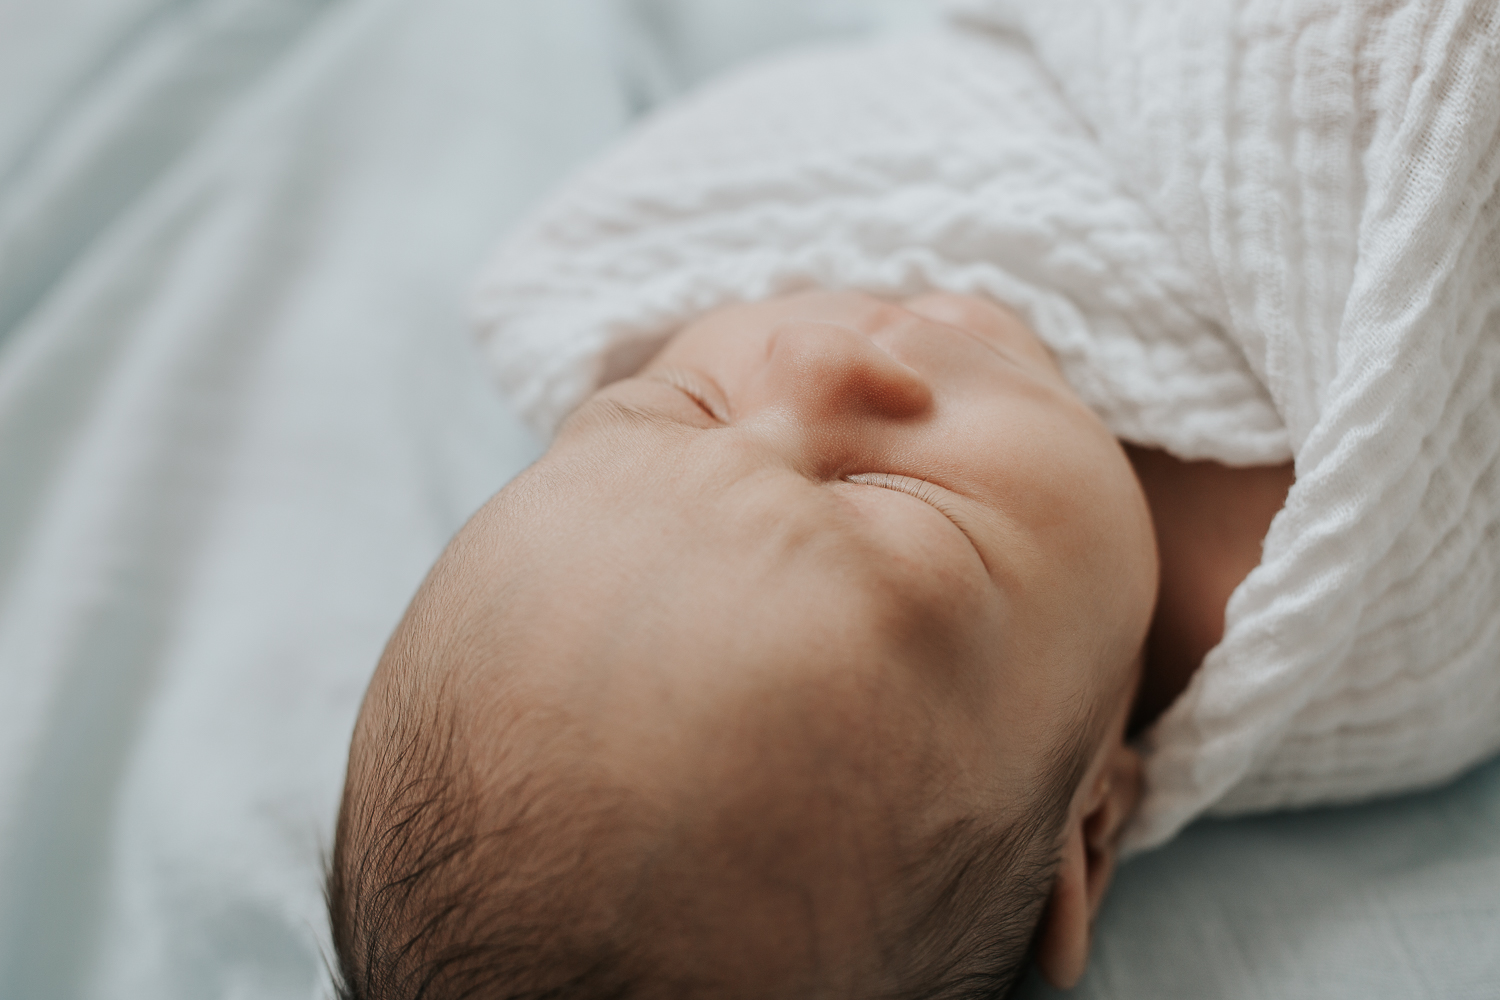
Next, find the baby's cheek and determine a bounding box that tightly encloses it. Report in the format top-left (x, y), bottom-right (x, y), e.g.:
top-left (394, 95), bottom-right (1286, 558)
top-left (878, 555), bottom-right (1006, 703)
top-left (1058, 434), bottom-right (1157, 604)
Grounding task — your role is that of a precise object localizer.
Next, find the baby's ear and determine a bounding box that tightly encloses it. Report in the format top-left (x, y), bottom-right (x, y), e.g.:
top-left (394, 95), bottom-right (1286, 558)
top-left (1034, 743), bottom-right (1143, 990)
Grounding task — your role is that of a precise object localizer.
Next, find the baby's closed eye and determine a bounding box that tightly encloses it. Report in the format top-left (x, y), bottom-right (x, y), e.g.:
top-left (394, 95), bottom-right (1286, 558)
top-left (844, 472), bottom-right (988, 572)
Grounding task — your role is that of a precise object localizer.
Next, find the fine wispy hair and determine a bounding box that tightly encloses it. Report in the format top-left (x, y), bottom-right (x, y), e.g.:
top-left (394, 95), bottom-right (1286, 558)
top-left (326, 682), bottom-right (1097, 1000)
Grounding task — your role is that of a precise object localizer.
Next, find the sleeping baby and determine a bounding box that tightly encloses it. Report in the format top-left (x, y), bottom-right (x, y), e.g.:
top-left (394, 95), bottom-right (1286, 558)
top-left (328, 1), bottom-right (1500, 998)
top-left (329, 289), bottom-right (1292, 998)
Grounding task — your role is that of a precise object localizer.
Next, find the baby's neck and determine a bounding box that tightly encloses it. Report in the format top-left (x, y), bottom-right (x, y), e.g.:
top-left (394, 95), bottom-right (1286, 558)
top-left (1124, 446), bottom-right (1294, 732)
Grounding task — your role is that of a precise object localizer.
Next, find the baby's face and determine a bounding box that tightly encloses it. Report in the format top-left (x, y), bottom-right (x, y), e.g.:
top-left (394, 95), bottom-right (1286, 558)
top-left (364, 291), bottom-right (1156, 988)
top-left (640, 290), bottom-right (1156, 678)
top-left (554, 289), bottom-right (1157, 741)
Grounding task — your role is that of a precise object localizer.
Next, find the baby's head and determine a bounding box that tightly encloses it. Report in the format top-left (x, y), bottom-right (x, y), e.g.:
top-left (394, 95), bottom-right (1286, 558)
top-left (328, 292), bottom-right (1157, 998)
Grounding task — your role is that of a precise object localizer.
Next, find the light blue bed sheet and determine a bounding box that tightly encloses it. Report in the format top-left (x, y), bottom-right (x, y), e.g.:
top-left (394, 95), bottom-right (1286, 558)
top-left (0, 2), bottom-right (1494, 998)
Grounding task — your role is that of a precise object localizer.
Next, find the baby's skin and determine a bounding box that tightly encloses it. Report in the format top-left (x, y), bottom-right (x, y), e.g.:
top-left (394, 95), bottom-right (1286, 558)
top-left (341, 291), bottom-right (1291, 995)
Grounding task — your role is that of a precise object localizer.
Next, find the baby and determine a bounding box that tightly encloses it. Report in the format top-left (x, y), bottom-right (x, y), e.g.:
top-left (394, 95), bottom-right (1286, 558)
top-left (327, 0), bottom-right (1500, 988)
top-left (326, 290), bottom-right (1292, 998)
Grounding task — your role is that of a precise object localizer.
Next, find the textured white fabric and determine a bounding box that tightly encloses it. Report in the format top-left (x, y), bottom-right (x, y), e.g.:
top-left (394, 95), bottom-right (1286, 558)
top-left (471, 0), bottom-right (1500, 851)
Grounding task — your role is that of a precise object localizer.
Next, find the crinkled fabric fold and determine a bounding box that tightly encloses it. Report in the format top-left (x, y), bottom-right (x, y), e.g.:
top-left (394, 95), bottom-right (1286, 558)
top-left (471, 0), bottom-right (1500, 851)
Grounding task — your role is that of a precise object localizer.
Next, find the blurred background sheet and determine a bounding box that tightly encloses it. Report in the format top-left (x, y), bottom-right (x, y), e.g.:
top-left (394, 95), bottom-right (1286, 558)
top-left (0, 1), bottom-right (1494, 998)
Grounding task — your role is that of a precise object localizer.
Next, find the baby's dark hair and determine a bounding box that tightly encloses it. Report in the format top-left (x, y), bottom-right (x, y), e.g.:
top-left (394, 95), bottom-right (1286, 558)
top-left (325, 677), bottom-right (1096, 1000)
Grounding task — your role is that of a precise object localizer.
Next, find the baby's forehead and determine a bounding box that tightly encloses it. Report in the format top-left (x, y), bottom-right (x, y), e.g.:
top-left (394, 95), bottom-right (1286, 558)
top-left (437, 405), bottom-right (1080, 748)
top-left (434, 462), bottom-right (942, 707)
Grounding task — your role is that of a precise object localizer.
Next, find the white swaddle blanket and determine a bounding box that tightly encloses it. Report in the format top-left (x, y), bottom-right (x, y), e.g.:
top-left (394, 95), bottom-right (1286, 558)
top-left (471, 0), bottom-right (1500, 850)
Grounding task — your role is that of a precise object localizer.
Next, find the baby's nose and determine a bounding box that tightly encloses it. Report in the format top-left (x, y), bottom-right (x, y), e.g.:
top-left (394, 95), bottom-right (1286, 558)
top-left (756, 319), bottom-right (932, 425)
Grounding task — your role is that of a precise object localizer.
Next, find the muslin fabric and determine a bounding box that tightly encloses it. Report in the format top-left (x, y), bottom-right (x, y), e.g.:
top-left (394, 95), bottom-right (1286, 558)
top-left (471, 0), bottom-right (1500, 850)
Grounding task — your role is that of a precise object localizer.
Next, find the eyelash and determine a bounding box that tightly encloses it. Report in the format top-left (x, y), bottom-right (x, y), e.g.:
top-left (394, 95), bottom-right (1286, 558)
top-left (846, 472), bottom-right (988, 568)
top-left (677, 386), bottom-right (721, 422)
top-left (846, 472), bottom-right (946, 507)
top-left (646, 370), bottom-right (725, 424)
